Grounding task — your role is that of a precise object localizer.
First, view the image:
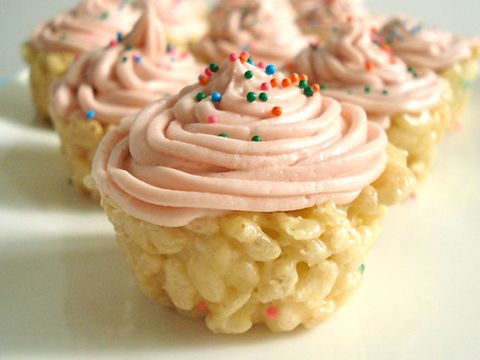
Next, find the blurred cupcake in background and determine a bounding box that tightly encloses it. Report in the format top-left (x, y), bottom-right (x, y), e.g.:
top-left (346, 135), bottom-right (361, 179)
top-left (92, 53), bottom-right (414, 334)
top-left (292, 19), bottom-right (450, 180)
top-left (296, 0), bottom-right (384, 40)
top-left (191, 0), bottom-right (308, 67)
top-left (22, 0), bottom-right (140, 123)
top-left (152, 0), bottom-right (209, 47)
top-left (50, 0), bottom-right (200, 200)
top-left (380, 16), bottom-right (480, 126)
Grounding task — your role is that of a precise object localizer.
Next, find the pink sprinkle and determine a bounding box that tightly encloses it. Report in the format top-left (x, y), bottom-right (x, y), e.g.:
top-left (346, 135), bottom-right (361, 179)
top-left (260, 82), bottom-right (270, 91)
top-left (257, 61), bottom-right (265, 69)
top-left (208, 115), bottom-right (219, 124)
top-left (240, 51), bottom-right (250, 58)
top-left (198, 302), bottom-right (208, 312)
top-left (266, 306), bottom-right (279, 319)
top-left (205, 68), bottom-right (213, 77)
top-left (229, 53), bottom-right (238, 62)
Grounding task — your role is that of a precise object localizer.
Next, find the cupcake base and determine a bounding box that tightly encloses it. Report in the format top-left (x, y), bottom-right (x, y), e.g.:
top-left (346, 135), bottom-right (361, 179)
top-left (100, 145), bottom-right (414, 334)
top-left (22, 42), bottom-right (75, 124)
top-left (51, 113), bottom-right (109, 201)
top-left (386, 99), bottom-right (451, 181)
top-left (440, 51), bottom-right (479, 127)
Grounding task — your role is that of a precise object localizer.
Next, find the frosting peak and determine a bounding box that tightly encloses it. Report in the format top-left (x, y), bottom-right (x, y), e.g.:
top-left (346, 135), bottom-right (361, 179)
top-left (193, 0), bottom-right (308, 66)
top-left (126, 1), bottom-right (166, 59)
top-left (92, 55), bottom-right (388, 227)
top-left (293, 20), bottom-right (445, 126)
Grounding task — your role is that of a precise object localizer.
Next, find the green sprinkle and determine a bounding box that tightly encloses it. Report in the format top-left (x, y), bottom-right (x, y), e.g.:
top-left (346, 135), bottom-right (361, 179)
top-left (209, 63), bottom-right (219, 72)
top-left (251, 135), bottom-right (262, 142)
top-left (121, 56), bottom-right (128, 63)
top-left (304, 86), bottom-right (314, 97)
top-left (100, 11), bottom-right (109, 20)
top-left (259, 92), bottom-right (268, 102)
top-left (244, 70), bottom-right (253, 79)
top-left (299, 79), bottom-right (308, 89)
top-left (320, 83), bottom-right (328, 90)
top-left (382, 89), bottom-right (389, 95)
top-left (126, 44), bottom-right (133, 51)
top-left (196, 92), bottom-right (207, 101)
top-left (359, 264), bottom-right (366, 274)
top-left (218, 133), bottom-right (229, 138)
top-left (246, 92), bottom-right (257, 102)
top-left (364, 85), bottom-right (371, 93)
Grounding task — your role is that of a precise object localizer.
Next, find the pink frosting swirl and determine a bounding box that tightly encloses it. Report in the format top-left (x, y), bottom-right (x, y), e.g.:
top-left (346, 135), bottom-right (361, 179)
top-left (92, 56), bottom-right (388, 227)
top-left (51, 3), bottom-right (200, 126)
top-left (31, 0), bottom-right (140, 53)
top-left (192, 0), bottom-right (308, 66)
top-left (380, 16), bottom-right (479, 71)
top-left (152, 0), bottom-right (208, 44)
top-left (293, 20), bottom-right (445, 127)
top-left (296, 0), bottom-right (384, 38)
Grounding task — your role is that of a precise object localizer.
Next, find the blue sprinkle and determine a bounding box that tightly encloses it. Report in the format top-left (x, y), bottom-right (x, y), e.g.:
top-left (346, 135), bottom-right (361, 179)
top-left (265, 64), bottom-right (276, 75)
top-left (117, 32), bottom-right (123, 42)
top-left (247, 57), bottom-right (254, 65)
top-left (134, 55), bottom-right (142, 63)
top-left (86, 110), bottom-right (96, 119)
top-left (211, 92), bottom-right (222, 102)
top-left (390, 28), bottom-right (398, 37)
top-left (411, 25), bottom-right (422, 34)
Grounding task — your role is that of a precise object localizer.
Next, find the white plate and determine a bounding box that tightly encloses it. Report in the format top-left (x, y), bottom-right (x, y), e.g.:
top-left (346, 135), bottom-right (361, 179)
top-left (0, 71), bottom-right (479, 360)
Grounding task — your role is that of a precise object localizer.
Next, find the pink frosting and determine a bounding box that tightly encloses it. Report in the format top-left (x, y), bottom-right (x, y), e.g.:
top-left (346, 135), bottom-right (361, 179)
top-left (380, 16), bottom-right (479, 71)
top-left (32, 0), bottom-right (140, 53)
top-left (51, 2), bottom-right (200, 126)
top-left (293, 20), bottom-right (445, 127)
top-left (296, 0), bottom-right (384, 38)
top-left (92, 56), bottom-right (388, 227)
top-left (152, 0), bottom-right (208, 44)
top-left (193, 0), bottom-right (308, 66)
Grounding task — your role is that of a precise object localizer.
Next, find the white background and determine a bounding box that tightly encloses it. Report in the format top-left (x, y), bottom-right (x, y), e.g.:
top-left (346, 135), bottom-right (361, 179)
top-left (0, 1), bottom-right (479, 359)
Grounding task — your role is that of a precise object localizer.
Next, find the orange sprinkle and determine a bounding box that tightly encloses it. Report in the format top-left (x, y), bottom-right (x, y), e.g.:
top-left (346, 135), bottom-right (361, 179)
top-left (312, 83), bottom-right (320, 92)
top-left (299, 74), bottom-right (309, 81)
top-left (272, 106), bottom-right (283, 117)
top-left (281, 78), bottom-right (291, 87)
top-left (290, 73), bottom-right (300, 83)
top-left (365, 60), bottom-right (374, 71)
top-left (239, 55), bottom-right (248, 63)
top-left (270, 78), bottom-right (279, 88)
top-left (198, 75), bottom-right (209, 86)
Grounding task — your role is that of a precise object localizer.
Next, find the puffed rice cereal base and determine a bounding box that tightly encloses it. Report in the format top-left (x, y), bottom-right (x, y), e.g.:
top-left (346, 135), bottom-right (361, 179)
top-left (22, 42), bottom-right (75, 123)
top-left (386, 95), bottom-right (451, 181)
top-left (440, 51), bottom-right (479, 127)
top-left (50, 113), bottom-right (110, 201)
top-left (100, 145), bottom-right (415, 334)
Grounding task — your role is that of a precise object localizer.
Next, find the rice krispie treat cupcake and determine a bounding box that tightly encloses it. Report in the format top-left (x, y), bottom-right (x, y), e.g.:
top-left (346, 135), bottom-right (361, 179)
top-left (380, 16), bottom-right (480, 125)
top-left (293, 20), bottom-right (449, 180)
top-left (191, 0), bottom-right (308, 67)
top-left (296, 0), bottom-right (383, 40)
top-left (50, 2), bottom-right (199, 200)
top-left (22, 0), bottom-right (140, 122)
top-left (152, 0), bottom-right (208, 47)
top-left (92, 54), bottom-right (415, 334)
